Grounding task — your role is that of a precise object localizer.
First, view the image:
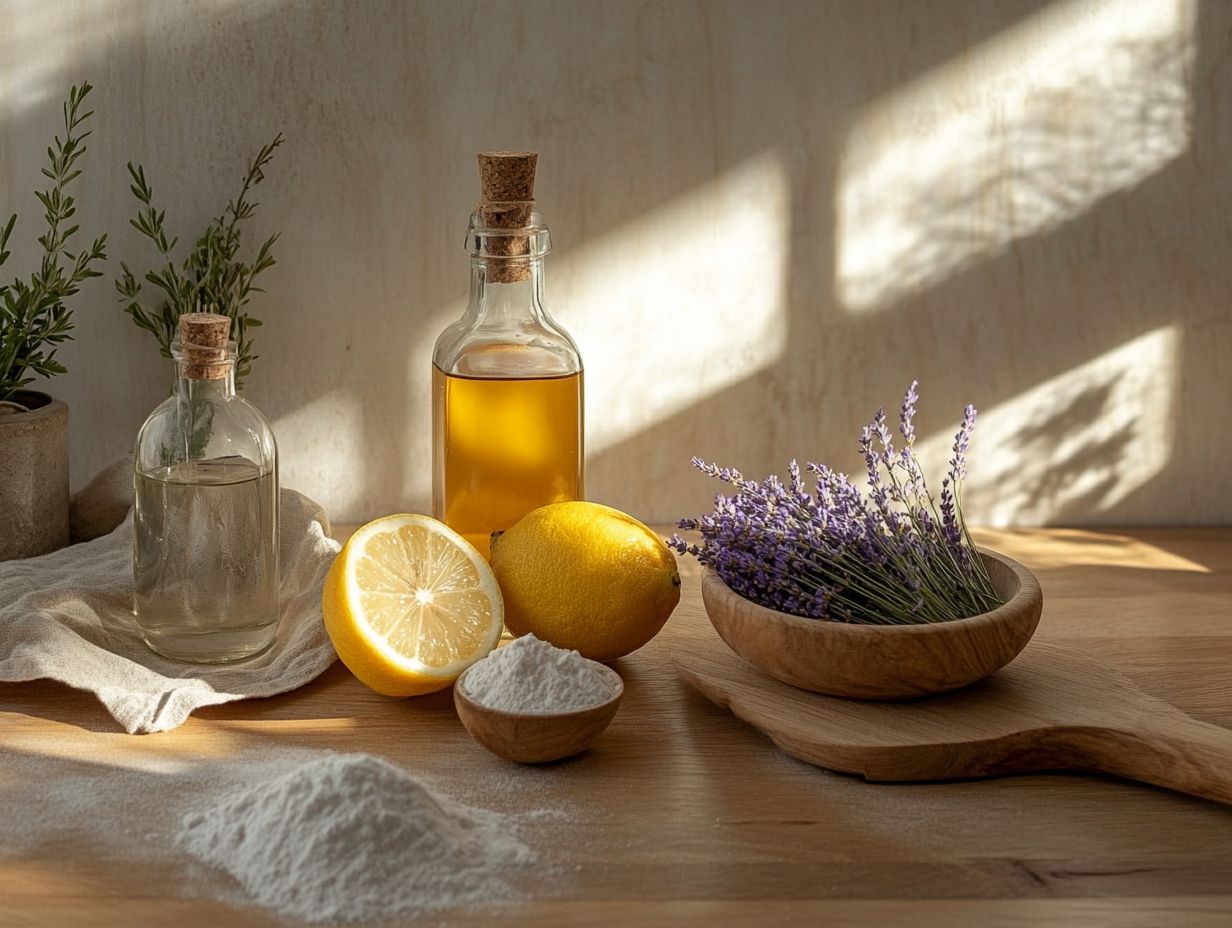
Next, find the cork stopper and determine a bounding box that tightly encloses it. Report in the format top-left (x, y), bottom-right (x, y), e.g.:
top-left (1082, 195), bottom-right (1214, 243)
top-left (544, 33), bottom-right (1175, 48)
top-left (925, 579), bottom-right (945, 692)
top-left (477, 151), bottom-right (537, 283)
top-left (178, 312), bottom-right (232, 380)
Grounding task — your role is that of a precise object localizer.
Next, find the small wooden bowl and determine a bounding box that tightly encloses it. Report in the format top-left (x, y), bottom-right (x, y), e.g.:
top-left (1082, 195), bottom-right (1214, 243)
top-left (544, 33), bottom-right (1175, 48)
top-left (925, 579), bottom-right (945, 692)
top-left (700, 549), bottom-right (1043, 699)
top-left (453, 664), bottom-right (624, 764)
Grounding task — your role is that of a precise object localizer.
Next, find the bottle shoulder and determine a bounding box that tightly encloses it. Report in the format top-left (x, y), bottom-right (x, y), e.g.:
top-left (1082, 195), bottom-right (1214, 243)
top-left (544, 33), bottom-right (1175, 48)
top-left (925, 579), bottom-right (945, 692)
top-left (135, 394), bottom-right (277, 475)
top-left (432, 317), bottom-right (582, 376)
top-left (137, 394), bottom-right (274, 436)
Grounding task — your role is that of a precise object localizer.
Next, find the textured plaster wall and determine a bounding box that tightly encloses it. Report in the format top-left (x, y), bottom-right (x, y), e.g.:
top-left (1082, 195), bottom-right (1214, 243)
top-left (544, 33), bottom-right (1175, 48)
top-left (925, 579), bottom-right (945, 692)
top-left (1, 0), bottom-right (1228, 526)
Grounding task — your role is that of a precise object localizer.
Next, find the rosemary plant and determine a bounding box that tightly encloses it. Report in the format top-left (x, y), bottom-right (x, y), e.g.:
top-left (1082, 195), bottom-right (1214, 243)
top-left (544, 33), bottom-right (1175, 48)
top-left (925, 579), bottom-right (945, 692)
top-left (671, 383), bottom-right (1003, 625)
top-left (116, 133), bottom-right (283, 388)
top-left (0, 82), bottom-right (108, 406)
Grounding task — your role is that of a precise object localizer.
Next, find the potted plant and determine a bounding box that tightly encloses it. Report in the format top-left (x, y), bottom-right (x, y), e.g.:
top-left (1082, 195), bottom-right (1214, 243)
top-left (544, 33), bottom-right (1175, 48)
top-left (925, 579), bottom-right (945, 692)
top-left (0, 83), bottom-right (107, 560)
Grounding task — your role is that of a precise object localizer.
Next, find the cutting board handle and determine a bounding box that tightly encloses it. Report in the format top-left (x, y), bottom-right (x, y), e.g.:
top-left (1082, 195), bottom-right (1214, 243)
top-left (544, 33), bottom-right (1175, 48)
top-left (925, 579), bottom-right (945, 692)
top-left (1077, 713), bottom-right (1232, 805)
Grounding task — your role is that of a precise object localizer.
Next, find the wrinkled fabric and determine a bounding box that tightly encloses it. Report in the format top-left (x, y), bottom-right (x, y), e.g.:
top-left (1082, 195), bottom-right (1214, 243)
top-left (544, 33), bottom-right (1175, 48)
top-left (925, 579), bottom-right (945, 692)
top-left (0, 489), bottom-right (339, 733)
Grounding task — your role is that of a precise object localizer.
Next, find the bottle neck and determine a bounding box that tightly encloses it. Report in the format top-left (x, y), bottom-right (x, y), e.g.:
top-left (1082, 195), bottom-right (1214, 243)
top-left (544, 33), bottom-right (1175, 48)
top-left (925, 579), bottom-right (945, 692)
top-left (465, 257), bottom-right (547, 326)
top-left (175, 362), bottom-right (237, 400)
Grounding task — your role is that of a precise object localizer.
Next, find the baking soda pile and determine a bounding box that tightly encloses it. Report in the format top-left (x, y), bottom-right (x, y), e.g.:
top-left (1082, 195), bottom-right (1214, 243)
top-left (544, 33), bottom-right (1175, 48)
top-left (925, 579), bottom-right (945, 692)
top-left (462, 634), bottom-right (618, 713)
top-left (178, 752), bottom-right (531, 923)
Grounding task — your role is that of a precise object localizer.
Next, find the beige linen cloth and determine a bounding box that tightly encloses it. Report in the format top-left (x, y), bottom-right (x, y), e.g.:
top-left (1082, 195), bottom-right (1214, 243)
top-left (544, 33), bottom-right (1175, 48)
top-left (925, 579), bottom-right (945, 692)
top-left (0, 489), bottom-right (339, 733)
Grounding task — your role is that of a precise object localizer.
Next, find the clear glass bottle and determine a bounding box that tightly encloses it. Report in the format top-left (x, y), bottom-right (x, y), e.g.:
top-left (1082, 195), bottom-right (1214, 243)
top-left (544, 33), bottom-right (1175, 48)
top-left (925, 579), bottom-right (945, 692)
top-left (132, 312), bottom-right (280, 663)
top-left (432, 152), bottom-right (583, 558)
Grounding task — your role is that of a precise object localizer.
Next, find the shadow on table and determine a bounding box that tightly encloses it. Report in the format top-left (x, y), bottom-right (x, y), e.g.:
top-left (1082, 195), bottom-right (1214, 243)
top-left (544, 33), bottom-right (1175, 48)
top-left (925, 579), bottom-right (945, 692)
top-left (0, 679), bottom-right (126, 734)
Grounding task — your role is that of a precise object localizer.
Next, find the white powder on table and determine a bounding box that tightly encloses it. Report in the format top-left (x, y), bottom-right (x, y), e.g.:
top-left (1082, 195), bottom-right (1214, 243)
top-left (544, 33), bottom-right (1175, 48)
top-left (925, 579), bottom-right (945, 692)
top-left (461, 634), bottom-right (619, 714)
top-left (178, 752), bottom-right (531, 923)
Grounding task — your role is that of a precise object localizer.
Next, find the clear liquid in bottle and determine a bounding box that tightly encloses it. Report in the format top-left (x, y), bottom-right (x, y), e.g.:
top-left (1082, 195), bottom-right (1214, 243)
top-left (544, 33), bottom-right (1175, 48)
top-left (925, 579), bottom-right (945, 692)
top-left (133, 457), bottom-right (279, 662)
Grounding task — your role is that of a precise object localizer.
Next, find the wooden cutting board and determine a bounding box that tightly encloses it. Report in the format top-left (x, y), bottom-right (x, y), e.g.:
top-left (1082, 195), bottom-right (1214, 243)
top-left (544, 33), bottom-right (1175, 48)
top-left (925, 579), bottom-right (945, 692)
top-left (676, 637), bottom-right (1232, 804)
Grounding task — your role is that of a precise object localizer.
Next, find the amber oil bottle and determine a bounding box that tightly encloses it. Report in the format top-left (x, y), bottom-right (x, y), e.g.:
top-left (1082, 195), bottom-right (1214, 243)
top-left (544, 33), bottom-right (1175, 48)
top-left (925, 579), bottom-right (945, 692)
top-left (432, 152), bottom-right (583, 557)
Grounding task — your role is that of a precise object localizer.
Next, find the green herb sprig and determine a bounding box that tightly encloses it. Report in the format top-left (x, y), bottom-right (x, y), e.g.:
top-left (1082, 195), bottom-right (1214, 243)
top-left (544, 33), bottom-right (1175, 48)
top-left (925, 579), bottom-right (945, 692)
top-left (117, 133), bottom-right (283, 388)
top-left (0, 82), bottom-right (108, 405)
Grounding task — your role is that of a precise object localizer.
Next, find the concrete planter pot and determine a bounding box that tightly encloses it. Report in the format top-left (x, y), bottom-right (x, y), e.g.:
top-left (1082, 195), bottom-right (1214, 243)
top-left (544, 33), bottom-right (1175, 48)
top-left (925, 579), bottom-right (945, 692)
top-left (0, 390), bottom-right (70, 560)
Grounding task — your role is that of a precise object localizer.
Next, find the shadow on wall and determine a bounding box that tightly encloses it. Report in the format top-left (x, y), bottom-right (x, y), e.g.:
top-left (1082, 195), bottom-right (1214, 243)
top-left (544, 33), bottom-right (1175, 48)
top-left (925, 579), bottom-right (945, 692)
top-left (837, 0), bottom-right (1194, 313)
top-left (1004, 381), bottom-right (1139, 519)
top-left (592, 0), bottom-right (1217, 527)
top-left (0, 0), bottom-right (1226, 526)
top-left (912, 325), bottom-right (1182, 526)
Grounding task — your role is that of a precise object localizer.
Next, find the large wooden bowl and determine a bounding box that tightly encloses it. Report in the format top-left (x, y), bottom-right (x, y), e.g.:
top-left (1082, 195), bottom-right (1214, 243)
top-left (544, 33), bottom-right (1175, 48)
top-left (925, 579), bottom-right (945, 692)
top-left (700, 549), bottom-right (1043, 699)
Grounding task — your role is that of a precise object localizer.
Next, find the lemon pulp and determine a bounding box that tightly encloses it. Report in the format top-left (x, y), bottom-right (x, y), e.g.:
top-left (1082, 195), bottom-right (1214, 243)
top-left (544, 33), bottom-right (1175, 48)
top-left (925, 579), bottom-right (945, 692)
top-left (323, 514), bottom-right (503, 696)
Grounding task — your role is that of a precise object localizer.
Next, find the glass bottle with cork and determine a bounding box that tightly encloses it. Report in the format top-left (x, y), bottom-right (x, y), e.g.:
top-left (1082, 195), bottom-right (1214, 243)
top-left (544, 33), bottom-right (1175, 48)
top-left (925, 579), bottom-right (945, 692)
top-left (132, 312), bottom-right (280, 663)
top-left (432, 151), bottom-right (584, 557)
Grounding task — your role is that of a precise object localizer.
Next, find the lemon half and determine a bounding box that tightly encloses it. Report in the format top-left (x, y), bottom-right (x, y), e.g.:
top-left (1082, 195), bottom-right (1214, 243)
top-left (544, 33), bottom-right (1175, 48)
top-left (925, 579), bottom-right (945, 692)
top-left (323, 514), bottom-right (504, 696)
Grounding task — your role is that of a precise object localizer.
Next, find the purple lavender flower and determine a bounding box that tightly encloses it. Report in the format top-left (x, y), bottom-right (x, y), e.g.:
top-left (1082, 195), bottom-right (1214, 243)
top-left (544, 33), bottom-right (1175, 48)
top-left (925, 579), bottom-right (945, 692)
top-left (899, 379), bottom-right (919, 447)
top-left (939, 477), bottom-right (961, 546)
top-left (951, 404), bottom-right (977, 481)
top-left (672, 384), bottom-right (1002, 625)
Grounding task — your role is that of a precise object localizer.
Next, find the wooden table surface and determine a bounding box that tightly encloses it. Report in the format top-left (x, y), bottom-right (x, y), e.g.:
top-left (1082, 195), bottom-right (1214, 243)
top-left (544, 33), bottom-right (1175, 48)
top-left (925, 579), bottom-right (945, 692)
top-left (3, 526), bottom-right (1232, 927)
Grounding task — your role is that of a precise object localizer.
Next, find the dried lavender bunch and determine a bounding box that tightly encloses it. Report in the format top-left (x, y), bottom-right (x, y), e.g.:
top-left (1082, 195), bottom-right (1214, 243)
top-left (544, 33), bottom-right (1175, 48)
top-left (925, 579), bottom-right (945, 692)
top-left (670, 383), bottom-right (1002, 625)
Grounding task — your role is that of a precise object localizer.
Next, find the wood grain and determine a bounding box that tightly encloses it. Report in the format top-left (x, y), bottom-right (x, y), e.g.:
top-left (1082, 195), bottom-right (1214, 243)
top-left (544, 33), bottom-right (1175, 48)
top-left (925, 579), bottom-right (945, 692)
top-left (700, 549), bottom-right (1043, 698)
top-left (1, 526), bottom-right (1231, 927)
top-left (677, 638), bottom-right (1232, 804)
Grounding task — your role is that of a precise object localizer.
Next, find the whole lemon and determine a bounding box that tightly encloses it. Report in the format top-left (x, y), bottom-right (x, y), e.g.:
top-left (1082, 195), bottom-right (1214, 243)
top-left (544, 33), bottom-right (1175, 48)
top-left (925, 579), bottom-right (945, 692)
top-left (490, 501), bottom-right (681, 661)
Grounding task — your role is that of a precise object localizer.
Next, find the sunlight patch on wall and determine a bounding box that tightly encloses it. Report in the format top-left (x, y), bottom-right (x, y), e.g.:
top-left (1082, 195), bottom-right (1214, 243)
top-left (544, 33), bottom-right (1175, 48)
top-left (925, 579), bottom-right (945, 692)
top-left (0, 0), bottom-right (282, 119)
top-left (837, 0), bottom-right (1195, 312)
top-left (0, 0), bottom-right (79, 116)
top-left (916, 325), bottom-right (1180, 525)
top-left (273, 390), bottom-right (365, 518)
top-left (558, 152), bottom-right (789, 453)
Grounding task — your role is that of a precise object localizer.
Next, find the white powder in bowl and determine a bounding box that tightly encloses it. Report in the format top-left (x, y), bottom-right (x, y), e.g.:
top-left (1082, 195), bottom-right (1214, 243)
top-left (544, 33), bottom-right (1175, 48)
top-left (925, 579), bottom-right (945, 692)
top-left (178, 752), bottom-right (530, 923)
top-left (461, 634), bottom-right (619, 714)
